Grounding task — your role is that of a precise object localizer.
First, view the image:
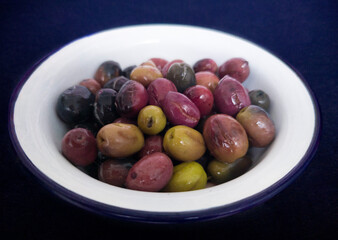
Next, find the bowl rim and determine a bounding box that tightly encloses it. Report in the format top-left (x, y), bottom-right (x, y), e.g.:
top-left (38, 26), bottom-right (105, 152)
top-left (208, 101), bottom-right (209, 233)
top-left (8, 24), bottom-right (321, 223)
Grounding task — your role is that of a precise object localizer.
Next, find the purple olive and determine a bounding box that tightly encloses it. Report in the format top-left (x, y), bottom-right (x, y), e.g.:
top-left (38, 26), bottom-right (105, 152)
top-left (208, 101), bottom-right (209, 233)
top-left (115, 80), bottom-right (149, 118)
top-left (219, 57), bottom-right (250, 83)
top-left (94, 60), bottom-right (122, 86)
top-left (184, 85), bottom-right (214, 117)
top-left (147, 78), bottom-right (177, 107)
top-left (94, 88), bottom-right (118, 126)
top-left (103, 76), bottom-right (129, 92)
top-left (193, 58), bottom-right (218, 74)
top-left (98, 159), bottom-right (134, 187)
top-left (162, 91), bottom-right (200, 128)
top-left (214, 76), bottom-right (251, 116)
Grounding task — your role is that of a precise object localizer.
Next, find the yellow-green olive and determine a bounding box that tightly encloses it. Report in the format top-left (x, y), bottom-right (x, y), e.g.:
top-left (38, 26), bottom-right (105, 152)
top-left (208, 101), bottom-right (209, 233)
top-left (137, 105), bottom-right (167, 135)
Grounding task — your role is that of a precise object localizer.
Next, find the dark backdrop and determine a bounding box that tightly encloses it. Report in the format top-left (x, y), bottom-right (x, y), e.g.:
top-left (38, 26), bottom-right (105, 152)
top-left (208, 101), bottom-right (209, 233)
top-left (1, 1), bottom-right (337, 239)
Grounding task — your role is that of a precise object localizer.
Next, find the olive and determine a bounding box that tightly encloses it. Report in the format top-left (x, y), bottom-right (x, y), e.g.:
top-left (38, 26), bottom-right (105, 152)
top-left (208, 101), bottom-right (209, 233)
top-left (56, 85), bottom-right (95, 124)
top-left (79, 78), bottom-right (101, 95)
top-left (195, 71), bottom-right (220, 93)
top-left (213, 75), bottom-right (251, 116)
top-left (184, 85), bottom-right (214, 117)
top-left (113, 117), bottom-right (137, 125)
top-left (125, 152), bottom-right (173, 192)
top-left (122, 65), bottom-right (136, 79)
top-left (140, 60), bottom-right (157, 68)
top-left (207, 156), bottom-right (252, 184)
top-left (162, 91), bottom-right (200, 128)
top-left (236, 105), bottom-right (275, 147)
top-left (137, 105), bottom-right (167, 135)
top-left (130, 65), bottom-right (163, 87)
top-left (203, 114), bottom-right (249, 163)
top-left (161, 59), bottom-right (184, 77)
top-left (98, 159), bottom-right (134, 187)
top-left (93, 88), bottom-right (118, 126)
top-left (103, 76), bottom-right (129, 92)
top-left (94, 60), bottom-right (122, 86)
top-left (115, 80), bottom-right (149, 118)
top-left (61, 128), bottom-right (97, 166)
top-left (163, 125), bottom-right (206, 162)
top-left (147, 78), bottom-right (177, 107)
top-left (219, 57), bottom-right (250, 83)
top-left (138, 135), bottom-right (163, 158)
top-left (163, 162), bottom-right (207, 192)
top-left (249, 89), bottom-right (270, 111)
top-left (150, 58), bottom-right (168, 72)
top-left (96, 123), bottom-right (144, 158)
top-left (166, 62), bottom-right (196, 92)
top-left (193, 58), bottom-right (218, 74)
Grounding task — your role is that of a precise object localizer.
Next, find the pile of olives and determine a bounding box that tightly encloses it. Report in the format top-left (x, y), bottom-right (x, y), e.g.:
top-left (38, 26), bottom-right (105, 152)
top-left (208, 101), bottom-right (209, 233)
top-left (57, 57), bottom-right (275, 192)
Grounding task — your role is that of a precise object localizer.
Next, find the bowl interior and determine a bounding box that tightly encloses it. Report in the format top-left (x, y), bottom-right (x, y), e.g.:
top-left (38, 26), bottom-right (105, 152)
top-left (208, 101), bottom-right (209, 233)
top-left (12, 25), bottom-right (317, 214)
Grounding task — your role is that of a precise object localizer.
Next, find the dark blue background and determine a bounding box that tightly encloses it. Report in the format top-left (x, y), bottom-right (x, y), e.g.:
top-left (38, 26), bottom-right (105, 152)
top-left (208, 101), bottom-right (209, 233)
top-left (1, 0), bottom-right (337, 239)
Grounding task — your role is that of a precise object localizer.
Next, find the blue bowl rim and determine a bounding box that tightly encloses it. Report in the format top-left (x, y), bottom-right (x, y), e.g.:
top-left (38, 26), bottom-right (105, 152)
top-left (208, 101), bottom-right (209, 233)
top-left (8, 24), bottom-right (321, 224)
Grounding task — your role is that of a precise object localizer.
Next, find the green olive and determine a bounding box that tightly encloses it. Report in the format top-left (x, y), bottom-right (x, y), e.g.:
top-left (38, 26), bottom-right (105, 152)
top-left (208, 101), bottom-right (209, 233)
top-left (207, 156), bottom-right (252, 184)
top-left (163, 162), bottom-right (207, 192)
top-left (137, 105), bottom-right (167, 135)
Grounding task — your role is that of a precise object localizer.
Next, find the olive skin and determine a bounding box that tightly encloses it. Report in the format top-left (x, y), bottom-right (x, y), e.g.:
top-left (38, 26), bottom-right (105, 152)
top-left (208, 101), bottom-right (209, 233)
top-left (125, 152), bottom-right (173, 192)
top-left (79, 78), bottom-right (101, 95)
top-left (184, 85), bottom-right (214, 117)
top-left (162, 92), bottom-right (200, 128)
top-left (163, 125), bottom-right (206, 162)
top-left (93, 88), bottom-right (118, 126)
top-left (147, 78), bottom-right (178, 107)
top-left (98, 159), bottom-right (134, 187)
top-left (193, 58), bottom-right (218, 74)
top-left (236, 105), bottom-right (275, 147)
top-left (96, 123), bottom-right (144, 158)
top-left (62, 128), bottom-right (97, 166)
top-left (103, 76), bottom-right (129, 92)
top-left (207, 156), bottom-right (252, 184)
top-left (161, 59), bottom-right (184, 77)
top-left (122, 65), bottom-right (136, 79)
top-left (163, 162), bottom-right (207, 192)
top-left (213, 75), bottom-right (251, 116)
top-left (203, 114), bottom-right (249, 163)
top-left (166, 62), bottom-right (196, 92)
top-left (195, 71), bottom-right (220, 93)
top-left (249, 89), bottom-right (270, 111)
top-left (94, 60), bottom-right (122, 86)
top-left (130, 65), bottom-right (163, 87)
top-left (138, 135), bottom-right (163, 158)
top-left (116, 80), bottom-right (149, 118)
top-left (150, 58), bottom-right (168, 72)
top-left (56, 85), bottom-right (95, 124)
top-left (137, 105), bottom-right (167, 135)
top-left (219, 57), bottom-right (250, 83)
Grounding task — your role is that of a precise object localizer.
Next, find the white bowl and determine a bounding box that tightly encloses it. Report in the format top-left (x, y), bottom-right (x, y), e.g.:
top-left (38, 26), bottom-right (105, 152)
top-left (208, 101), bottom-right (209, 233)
top-left (9, 24), bottom-right (320, 223)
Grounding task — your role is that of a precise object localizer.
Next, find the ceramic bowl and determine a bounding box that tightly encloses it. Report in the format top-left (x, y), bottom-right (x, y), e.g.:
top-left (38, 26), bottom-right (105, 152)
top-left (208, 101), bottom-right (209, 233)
top-left (9, 24), bottom-right (320, 223)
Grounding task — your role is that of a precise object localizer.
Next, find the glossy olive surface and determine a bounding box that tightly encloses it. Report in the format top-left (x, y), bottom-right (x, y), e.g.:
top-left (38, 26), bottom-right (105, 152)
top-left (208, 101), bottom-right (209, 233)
top-left (147, 78), bottom-right (178, 107)
top-left (195, 71), bottom-right (220, 93)
top-left (98, 159), bottom-right (134, 187)
top-left (249, 89), bottom-right (270, 111)
top-left (166, 62), bottom-right (196, 92)
top-left (137, 105), bottom-right (167, 135)
top-left (203, 114), bottom-right (249, 163)
top-left (130, 65), bottom-right (163, 87)
top-left (193, 58), bottom-right (218, 74)
top-left (184, 85), bottom-right (214, 117)
top-left (94, 88), bottom-right (118, 126)
top-left (138, 135), bottom-right (163, 158)
top-left (96, 123), bottom-right (144, 158)
top-left (79, 78), bottom-right (101, 95)
top-left (125, 152), bottom-right (173, 192)
top-left (62, 128), bottom-right (97, 166)
top-left (219, 57), bottom-right (250, 83)
top-left (163, 125), bottom-right (206, 162)
top-left (207, 156), bottom-right (252, 184)
top-left (214, 75), bottom-right (251, 116)
top-left (162, 91), bottom-right (200, 128)
top-left (116, 80), bottom-right (149, 118)
top-left (56, 85), bottom-right (95, 124)
top-left (163, 162), bottom-right (207, 192)
top-left (103, 76), bottom-right (129, 92)
top-left (94, 60), bottom-right (122, 86)
top-left (161, 59), bottom-right (184, 77)
top-left (236, 105), bottom-right (275, 147)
